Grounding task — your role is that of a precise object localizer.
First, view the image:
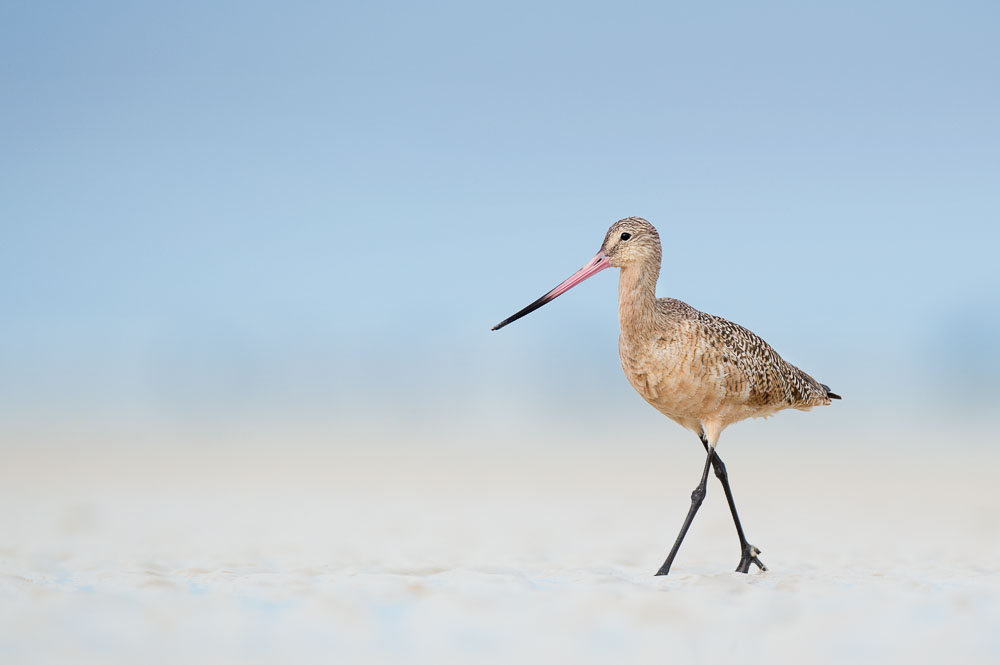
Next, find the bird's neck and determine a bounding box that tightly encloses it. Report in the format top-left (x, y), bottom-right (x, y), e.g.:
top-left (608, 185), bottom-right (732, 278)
top-left (617, 263), bottom-right (658, 336)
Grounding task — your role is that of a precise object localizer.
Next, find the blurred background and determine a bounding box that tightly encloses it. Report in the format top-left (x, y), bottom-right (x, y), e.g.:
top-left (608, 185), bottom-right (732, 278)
top-left (2, 0), bottom-right (998, 452)
top-left (2, 2), bottom-right (999, 663)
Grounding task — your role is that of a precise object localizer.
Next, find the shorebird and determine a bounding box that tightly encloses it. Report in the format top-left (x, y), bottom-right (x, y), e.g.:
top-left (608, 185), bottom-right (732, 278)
top-left (492, 217), bottom-right (840, 575)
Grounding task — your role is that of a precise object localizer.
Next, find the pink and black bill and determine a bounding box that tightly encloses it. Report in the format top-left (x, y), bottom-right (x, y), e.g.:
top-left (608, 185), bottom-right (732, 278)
top-left (491, 251), bottom-right (610, 331)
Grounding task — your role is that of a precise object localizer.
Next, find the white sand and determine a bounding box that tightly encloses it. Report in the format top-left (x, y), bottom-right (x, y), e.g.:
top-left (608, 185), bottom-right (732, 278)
top-left (2, 429), bottom-right (999, 664)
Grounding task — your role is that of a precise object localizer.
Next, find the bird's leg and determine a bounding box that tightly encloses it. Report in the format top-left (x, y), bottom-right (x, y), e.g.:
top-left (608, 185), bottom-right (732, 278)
top-left (655, 450), bottom-right (714, 576)
top-left (700, 434), bottom-right (767, 574)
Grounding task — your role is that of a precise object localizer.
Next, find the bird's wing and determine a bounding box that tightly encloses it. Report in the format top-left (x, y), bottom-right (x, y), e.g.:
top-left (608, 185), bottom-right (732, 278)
top-left (693, 310), bottom-right (831, 409)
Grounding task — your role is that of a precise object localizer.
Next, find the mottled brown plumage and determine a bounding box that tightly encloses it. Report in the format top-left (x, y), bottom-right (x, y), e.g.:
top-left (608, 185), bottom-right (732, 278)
top-left (605, 217), bottom-right (836, 448)
top-left (492, 216), bottom-right (840, 575)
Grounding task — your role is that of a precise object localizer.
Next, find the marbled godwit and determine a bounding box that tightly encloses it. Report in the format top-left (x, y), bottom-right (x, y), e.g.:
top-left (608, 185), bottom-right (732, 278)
top-left (492, 217), bottom-right (840, 575)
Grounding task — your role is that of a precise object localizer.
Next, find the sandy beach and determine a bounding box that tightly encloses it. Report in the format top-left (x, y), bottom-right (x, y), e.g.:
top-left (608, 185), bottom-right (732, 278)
top-left (3, 423), bottom-right (998, 664)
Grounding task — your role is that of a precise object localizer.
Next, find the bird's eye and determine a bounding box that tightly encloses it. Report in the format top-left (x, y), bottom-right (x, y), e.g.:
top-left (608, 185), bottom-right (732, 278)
top-left (620, 232), bottom-right (631, 241)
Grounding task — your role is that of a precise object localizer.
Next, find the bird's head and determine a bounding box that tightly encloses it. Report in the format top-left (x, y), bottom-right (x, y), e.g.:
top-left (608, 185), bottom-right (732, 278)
top-left (601, 217), bottom-right (662, 269)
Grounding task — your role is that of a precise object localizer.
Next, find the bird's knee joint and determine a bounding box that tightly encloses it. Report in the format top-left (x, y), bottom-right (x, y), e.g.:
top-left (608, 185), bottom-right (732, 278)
top-left (713, 462), bottom-right (727, 480)
top-left (690, 487), bottom-right (706, 505)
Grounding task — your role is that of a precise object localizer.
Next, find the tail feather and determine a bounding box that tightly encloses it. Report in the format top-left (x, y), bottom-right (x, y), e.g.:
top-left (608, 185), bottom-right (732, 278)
top-left (820, 383), bottom-right (842, 400)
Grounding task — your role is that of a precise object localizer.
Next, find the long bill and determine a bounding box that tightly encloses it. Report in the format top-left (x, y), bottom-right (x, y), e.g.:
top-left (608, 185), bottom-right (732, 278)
top-left (491, 250), bottom-right (610, 331)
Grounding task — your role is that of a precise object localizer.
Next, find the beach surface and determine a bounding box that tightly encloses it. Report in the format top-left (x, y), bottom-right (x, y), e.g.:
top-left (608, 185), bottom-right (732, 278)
top-left (2, 426), bottom-right (998, 664)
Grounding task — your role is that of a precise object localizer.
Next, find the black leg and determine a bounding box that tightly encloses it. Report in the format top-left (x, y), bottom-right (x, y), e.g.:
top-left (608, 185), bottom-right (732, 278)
top-left (655, 449), bottom-right (714, 576)
top-left (699, 434), bottom-right (767, 573)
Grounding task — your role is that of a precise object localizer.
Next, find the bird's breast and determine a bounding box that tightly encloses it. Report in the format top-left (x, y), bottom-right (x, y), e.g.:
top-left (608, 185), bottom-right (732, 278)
top-left (618, 331), bottom-right (738, 424)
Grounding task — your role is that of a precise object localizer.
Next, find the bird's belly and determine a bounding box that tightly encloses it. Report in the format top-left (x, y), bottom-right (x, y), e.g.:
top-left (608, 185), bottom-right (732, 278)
top-left (626, 366), bottom-right (722, 418)
top-left (619, 337), bottom-right (744, 429)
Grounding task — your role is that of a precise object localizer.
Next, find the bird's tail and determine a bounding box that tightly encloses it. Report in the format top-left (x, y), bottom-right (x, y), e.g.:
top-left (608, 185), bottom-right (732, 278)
top-left (821, 383), bottom-right (842, 400)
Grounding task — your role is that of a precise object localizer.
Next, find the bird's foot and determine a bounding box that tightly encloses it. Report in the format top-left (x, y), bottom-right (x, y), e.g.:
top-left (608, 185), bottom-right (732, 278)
top-left (735, 544), bottom-right (767, 574)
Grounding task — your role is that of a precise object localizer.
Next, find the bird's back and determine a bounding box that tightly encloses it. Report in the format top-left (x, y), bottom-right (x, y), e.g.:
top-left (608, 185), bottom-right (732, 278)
top-left (619, 298), bottom-right (835, 432)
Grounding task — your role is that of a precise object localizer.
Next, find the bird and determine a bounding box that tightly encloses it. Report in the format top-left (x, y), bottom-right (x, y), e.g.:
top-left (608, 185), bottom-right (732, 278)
top-left (491, 217), bottom-right (840, 575)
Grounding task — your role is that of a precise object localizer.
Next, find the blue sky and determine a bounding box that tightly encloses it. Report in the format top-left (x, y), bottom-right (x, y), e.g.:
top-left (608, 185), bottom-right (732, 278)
top-left (1, 2), bottom-right (998, 436)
